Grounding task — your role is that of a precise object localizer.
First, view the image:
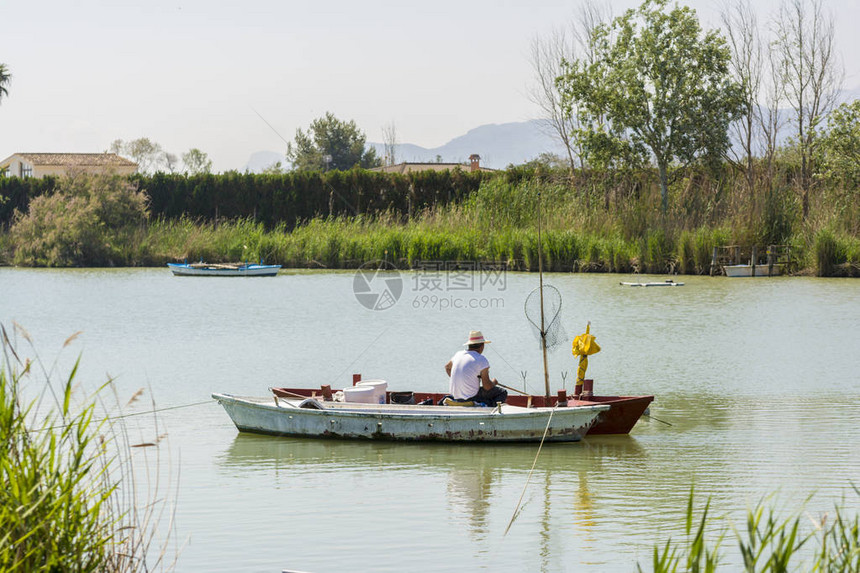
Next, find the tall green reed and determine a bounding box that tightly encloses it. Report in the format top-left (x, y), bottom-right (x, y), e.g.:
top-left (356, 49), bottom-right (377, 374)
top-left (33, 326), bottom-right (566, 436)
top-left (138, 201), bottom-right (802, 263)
top-left (638, 488), bottom-right (860, 572)
top-left (0, 324), bottom-right (179, 572)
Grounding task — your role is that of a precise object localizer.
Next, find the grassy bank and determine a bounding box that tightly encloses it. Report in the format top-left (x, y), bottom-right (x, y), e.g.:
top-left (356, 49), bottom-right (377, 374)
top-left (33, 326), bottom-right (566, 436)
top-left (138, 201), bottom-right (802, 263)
top-left (1, 173), bottom-right (858, 276)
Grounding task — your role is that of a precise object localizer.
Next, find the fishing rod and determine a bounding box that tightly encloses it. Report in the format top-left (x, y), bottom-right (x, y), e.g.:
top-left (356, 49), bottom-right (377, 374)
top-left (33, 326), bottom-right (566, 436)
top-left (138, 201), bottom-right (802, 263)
top-left (536, 189), bottom-right (551, 401)
top-left (496, 382), bottom-right (530, 396)
top-left (643, 412), bottom-right (673, 426)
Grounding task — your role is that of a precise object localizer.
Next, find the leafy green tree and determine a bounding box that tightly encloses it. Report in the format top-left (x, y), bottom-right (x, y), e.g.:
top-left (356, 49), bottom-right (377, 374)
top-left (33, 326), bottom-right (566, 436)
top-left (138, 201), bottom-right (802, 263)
top-left (559, 0), bottom-right (744, 213)
top-left (0, 63), bottom-right (10, 103)
top-left (182, 148), bottom-right (213, 174)
top-left (819, 100), bottom-right (860, 177)
top-left (109, 137), bottom-right (168, 174)
top-left (817, 99), bottom-right (860, 229)
top-left (287, 112), bottom-right (380, 171)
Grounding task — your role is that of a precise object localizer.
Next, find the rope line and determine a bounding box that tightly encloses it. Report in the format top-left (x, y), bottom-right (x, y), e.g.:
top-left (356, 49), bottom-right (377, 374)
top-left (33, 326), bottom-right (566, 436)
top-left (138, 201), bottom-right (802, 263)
top-left (26, 399), bottom-right (215, 433)
top-left (504, 403), bottom-right (557, 536)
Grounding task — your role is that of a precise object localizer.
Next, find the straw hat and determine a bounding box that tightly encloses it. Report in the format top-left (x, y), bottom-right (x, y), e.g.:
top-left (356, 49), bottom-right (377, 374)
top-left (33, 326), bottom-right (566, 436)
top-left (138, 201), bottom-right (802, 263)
top-left (464, 330), bottom-right (491, 346)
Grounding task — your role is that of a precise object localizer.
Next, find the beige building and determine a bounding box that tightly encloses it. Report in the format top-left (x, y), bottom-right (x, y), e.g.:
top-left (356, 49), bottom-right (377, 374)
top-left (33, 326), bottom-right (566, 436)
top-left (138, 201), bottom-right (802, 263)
top-left (0, 152), bottom-right (138, 178)
top-left (372, 154), bottom-right (495, 174)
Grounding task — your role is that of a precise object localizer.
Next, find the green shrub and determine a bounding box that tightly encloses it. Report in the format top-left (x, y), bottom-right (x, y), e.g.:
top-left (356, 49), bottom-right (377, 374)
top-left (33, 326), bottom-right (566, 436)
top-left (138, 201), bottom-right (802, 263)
top-left (10, 174), bottom-right (148, 266)
top-left (815, 228), bottom-right (841, 277)
top-left (813, 228), bottom-right (860, 277)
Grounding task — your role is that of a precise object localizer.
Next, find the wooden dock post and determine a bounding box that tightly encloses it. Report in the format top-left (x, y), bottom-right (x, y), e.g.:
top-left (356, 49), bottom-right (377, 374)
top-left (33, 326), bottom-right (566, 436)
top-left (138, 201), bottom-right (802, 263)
top-left (710, 247), bottom-right (718, 276)
top-left (751, 246), bottom-right (757, 277)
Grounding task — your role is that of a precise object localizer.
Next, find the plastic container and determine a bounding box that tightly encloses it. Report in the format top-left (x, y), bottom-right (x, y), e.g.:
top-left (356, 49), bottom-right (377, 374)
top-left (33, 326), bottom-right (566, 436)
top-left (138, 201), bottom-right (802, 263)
top-left (356, 379), bottom-right (388, 404)
top-left (343, 385), bottom-right (376, 403)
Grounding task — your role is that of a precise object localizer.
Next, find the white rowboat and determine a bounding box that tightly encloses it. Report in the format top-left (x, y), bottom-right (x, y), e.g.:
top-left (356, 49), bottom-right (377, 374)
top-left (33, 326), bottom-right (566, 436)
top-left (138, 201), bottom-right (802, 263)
top-left (212, 393), bottom-right (610, 443)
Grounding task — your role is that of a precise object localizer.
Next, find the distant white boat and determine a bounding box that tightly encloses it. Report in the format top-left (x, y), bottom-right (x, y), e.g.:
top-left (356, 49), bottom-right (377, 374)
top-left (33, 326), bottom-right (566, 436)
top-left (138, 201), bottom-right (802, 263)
top-left (168, 262), bottom-right (281, 277)
top-left (722, 264), bottom-right (782, 277)
top-left (620, 279), bottom-right (684, 287)
top-left (212, 393), bottom-right (610, 443)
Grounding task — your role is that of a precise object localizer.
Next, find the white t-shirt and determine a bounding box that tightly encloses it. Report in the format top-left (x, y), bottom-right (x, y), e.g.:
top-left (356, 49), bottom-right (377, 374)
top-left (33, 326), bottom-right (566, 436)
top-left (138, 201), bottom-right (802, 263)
top-left (449, 349), bottom-right (490, 400)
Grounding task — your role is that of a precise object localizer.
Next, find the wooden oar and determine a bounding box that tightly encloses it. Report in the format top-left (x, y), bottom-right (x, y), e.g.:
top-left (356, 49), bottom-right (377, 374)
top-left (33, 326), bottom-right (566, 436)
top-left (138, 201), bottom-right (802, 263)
top-left (496, 382), bottom-right (530, 396)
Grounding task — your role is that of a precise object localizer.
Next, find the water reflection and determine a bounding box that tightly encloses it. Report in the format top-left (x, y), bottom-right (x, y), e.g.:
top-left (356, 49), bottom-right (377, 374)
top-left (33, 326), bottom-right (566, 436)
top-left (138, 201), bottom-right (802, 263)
top-left (220, 432), bottom-right (647, 473)
top-left (446, 464), bottom-right (493, 540)
top-left (219, 433), bottom-right (648, 550)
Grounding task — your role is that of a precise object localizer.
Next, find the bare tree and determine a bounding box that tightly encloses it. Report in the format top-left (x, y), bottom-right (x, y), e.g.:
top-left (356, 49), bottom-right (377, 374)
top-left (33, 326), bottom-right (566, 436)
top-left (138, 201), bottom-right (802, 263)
top-left (528, 2), bottom-right (612, 173)
top-left (107, 139), bottom-right (124, 155)
top-left (382, 121), bottom-right (398, 167)
top-left (721, 0), bottom-right (764, 192)
top-left (571, 1), bottom-right (613, 68)
top-left (529, 26), bottom-right (579, 172)
top-left (758, 39), bottom-right (788, 181)
top-left (163, 152), bottom-right (179, 173)
top-left (775, 0), bottom-right (843, 219)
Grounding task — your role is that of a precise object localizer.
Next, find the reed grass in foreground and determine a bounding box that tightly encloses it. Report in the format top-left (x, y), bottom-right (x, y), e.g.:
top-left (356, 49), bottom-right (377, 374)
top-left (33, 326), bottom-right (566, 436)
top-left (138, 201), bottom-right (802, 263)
top-left (0, 324), bottom-right (179, 572)
top-left (638, 487), bottom-right (860, 572)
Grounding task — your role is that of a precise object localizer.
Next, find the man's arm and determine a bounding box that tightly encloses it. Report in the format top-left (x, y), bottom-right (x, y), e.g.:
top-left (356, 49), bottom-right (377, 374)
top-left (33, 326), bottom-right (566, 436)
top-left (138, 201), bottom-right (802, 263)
top-left (479, 368), bottom-right (497, 391)
top-left (444, 360), bottom-right (453, 376)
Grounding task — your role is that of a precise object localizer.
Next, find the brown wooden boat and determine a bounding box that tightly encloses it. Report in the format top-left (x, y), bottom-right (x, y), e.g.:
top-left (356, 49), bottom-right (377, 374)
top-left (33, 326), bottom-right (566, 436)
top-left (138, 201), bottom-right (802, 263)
top-left (270, 380), bottom-right (653, 436)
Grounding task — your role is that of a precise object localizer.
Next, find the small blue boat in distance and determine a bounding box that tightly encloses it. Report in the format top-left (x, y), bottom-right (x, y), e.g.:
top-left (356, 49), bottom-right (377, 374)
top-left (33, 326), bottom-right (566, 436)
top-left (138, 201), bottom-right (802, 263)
top-left (167, 261), bottom-right (281, 277)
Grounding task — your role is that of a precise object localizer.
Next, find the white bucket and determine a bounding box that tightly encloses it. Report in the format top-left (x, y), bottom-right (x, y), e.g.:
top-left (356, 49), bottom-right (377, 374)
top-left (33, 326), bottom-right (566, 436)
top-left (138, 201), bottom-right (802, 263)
top-left (356, 379), bottom-right (388, 404)
top-left (343, 385), bottom-right (376, 404)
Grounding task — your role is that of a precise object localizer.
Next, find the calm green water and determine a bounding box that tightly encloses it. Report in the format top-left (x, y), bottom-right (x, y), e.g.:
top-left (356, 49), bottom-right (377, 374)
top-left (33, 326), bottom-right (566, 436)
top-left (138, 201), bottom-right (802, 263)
top-left (2, 268), bottom-right (859, 572)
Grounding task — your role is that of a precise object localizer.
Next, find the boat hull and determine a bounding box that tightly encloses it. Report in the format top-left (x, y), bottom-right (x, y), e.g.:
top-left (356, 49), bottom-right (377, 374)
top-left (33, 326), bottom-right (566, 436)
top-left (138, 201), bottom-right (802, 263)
top-left (722, 264), bottom-right (782, 277)
top-left (271, 388), bottom-right (654, 435)
top-left (213, 394), bottom-right (609, 443)
top-left (620, 280), bottom-right (684, 287)
top-left (167, 263), bottom-right (281, 277)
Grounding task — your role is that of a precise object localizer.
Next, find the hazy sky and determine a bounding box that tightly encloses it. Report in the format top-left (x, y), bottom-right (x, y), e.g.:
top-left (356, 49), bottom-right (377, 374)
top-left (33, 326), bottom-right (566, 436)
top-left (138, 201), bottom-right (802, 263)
top-left (2, 0), bottom-right (858, 172)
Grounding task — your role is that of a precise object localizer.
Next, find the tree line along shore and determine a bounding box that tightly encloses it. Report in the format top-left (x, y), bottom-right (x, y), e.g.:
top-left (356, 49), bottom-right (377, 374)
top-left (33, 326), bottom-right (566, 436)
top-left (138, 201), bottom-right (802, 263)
top-left (2, 0), bottom-right (858, 277)
top-left (0, 166), bottom-right (856, 277)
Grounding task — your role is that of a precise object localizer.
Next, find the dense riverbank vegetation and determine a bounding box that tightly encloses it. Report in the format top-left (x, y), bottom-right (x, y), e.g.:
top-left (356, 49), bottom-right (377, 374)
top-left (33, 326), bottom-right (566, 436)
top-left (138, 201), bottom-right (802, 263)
top-left (0, 0), bottom-right (857, 275)
top-left (0, 165), bottom-right (857, 275)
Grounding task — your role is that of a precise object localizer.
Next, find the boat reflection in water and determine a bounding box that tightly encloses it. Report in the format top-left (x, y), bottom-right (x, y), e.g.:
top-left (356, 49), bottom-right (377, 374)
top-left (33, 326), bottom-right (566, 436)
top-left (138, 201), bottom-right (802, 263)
top-left (218, 432), bottom-right (647, 559)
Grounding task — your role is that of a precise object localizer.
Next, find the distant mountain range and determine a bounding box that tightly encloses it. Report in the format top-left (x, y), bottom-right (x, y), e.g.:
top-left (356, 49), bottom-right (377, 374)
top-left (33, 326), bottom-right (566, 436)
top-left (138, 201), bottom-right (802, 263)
top-left (244, 85), bottom-right (860, 173)
top-left (367, 120), bottom-right (568, 169)
top-left (244, 120), bottom-right (566, 172)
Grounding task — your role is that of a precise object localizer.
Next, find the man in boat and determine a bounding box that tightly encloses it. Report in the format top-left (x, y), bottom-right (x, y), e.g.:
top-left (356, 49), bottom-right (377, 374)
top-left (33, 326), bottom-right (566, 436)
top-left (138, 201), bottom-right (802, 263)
top-left (443, 330), bottom-right (507, 406)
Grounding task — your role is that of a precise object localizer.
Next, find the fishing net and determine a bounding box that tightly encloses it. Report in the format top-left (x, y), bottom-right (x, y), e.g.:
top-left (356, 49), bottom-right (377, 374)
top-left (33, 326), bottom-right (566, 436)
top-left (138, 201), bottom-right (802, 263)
top-left (524, 284), bottom-right (568, 352)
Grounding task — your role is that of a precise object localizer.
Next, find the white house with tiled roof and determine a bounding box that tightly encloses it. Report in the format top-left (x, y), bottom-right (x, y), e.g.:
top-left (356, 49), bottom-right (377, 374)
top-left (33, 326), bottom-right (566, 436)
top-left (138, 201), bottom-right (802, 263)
top-left (0, 153), bottom-right (138, 178)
